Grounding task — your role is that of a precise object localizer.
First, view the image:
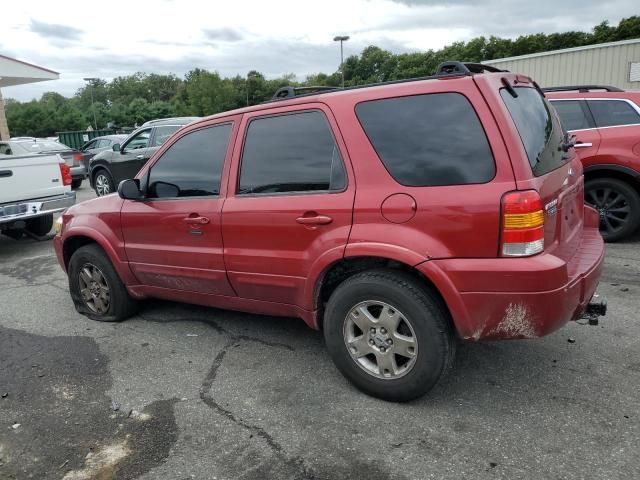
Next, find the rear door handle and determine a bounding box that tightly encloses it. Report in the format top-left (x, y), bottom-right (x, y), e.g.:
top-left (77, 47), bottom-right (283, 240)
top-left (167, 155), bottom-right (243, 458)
top-left (183, 216), bottom-right (210, 225)
top-left (296, 215), bottom-right (333, 225)
top-left (574, 142), bottom-right (593, 148)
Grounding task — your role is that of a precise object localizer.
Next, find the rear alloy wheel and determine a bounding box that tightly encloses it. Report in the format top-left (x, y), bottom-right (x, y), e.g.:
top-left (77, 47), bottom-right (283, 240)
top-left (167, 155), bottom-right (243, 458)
top-left (324, 269), bottom-right (455, 402)
top-left (343, 300), bottom-right (418, 379)
top-left (585, 178), bottom-right (640, 242)
top-left (94, 171), bottom-right (114, 197)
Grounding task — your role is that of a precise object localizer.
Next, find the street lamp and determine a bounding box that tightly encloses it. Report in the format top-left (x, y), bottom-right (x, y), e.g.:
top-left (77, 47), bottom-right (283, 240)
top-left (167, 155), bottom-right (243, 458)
top-left (333, 35), bottom-right (350, 88)
top-left (83, 77), bottom-right (99, 130)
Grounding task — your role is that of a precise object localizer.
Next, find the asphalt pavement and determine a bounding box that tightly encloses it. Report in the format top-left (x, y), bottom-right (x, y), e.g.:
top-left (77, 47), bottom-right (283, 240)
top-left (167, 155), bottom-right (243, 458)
top-left (1, 185), bottom-right (638, 480)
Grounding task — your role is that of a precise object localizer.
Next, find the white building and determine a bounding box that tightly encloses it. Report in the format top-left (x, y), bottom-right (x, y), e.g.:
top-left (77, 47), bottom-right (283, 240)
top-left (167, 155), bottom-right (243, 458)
top-left (0, 54), bottom-right (59, 140)
top-left (483, 38), bottom-right (640, 90)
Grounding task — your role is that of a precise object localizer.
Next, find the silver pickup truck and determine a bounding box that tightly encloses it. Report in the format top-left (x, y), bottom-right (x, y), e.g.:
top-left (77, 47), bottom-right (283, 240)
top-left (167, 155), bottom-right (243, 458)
top-left (0, 153), bottom-right (76, 239)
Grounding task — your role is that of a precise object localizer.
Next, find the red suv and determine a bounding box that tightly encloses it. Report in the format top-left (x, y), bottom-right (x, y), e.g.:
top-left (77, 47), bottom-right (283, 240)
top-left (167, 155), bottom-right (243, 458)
top-left (546, 86), bottom-right (640, 241)
top-left (54, 62), bottom-right (606, 401)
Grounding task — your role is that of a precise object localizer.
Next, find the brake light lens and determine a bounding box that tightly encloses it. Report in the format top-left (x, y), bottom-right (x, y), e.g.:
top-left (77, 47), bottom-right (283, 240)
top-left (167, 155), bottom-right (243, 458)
top-left (501, 190), bottom-right (544, 257)
top-left (73, 153), bottom-right (83, 165)
top-left (59, 162), bottom-right (72, 186)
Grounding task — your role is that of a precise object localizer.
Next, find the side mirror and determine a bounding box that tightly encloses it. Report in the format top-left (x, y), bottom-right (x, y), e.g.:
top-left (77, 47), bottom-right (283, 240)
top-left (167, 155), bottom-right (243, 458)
top-left (112, 143), bottom-right (120, 152)
top-left (118, 179), bottom-right (143, 200)
top-left (149, 181), bottom-right (180, 198)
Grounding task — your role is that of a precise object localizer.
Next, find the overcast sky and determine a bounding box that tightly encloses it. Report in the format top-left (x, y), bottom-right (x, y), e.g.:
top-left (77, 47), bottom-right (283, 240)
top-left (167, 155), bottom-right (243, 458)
top-left (2, 0), bottom-right (637, 101)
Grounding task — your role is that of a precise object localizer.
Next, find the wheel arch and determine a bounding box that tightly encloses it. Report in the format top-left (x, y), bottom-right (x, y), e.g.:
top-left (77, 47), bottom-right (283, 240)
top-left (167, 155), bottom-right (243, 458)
top-left (62, 230), bottom-right (137, 285)
top-left (90, 163), bottom-right (113, 189)
top-left (583, 164), bottom-right (640, 194)
top-left (312, 255), bottom-right (460, 336)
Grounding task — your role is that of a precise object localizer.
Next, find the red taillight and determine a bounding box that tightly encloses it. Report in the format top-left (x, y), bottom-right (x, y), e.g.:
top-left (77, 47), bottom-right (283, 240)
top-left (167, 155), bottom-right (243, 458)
top-left (501, 190), bottom-right (544, 257)
top-left (59, 162), bottom-right (72, 186)
top-left (73, 153), bottom-right (83, 165)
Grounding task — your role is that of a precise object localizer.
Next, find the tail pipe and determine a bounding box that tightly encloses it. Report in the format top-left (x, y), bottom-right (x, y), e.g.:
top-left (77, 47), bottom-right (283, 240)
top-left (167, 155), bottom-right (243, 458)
top-left (581, 298), bottom-right (607, 326)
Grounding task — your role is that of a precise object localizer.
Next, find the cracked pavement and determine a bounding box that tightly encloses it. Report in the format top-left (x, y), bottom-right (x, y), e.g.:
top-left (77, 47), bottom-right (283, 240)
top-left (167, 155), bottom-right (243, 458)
top-left (1, 187), bottom-right (639, 479)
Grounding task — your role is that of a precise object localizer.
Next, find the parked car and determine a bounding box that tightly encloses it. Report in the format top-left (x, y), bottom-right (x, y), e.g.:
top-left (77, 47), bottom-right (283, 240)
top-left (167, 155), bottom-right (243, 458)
top-left (545, 85), bottom-right (640, 241)
top-left (79, 134), bottom-right (127, 173)
top-left (54, 62), bottom-right (605, 401)
top-left (0, 138), bottom-right (85, 189)
top-left (88, 118), bottom-right (199, 196)
top-left (1, 152), bottom-right (75, 239)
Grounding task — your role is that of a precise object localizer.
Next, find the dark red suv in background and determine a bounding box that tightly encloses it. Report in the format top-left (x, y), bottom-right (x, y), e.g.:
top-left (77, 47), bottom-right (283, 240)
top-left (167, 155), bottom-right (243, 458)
top-left (546, 86), bottom-right (640, 241)
top-left (54, 62), bottom-right (606, 401)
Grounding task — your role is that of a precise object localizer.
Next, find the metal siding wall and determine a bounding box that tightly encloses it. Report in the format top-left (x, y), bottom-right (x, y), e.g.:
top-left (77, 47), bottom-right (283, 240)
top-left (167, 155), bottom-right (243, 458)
top-left (486, 43), bottom-right (640, 89)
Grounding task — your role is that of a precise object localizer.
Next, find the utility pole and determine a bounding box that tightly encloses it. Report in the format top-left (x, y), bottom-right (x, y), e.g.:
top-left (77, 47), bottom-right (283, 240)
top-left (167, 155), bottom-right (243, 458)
top-left (333, 35), bottom-right (350, 88)
top-left (83, 77), bottom-right (99, 130)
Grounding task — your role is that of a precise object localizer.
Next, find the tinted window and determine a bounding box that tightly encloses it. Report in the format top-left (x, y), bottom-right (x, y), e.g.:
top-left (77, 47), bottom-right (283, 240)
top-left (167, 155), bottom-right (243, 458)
top-left (82, 140), bottom-right (97, 151)
top-left (552, 100), bottom-right (593, 131)
top-left (97, 139), bottom-right (110, 148)
top-left (587, 100), bottom-right (640, 127)
top-left (147, 124), bottom-right (231, 198)
top-left (151, 125), bottom-right (180, 147)
top-left (501, 87), bottom-right (566, 177)
top-left (355, 93), bottom-right (495, 186)
top-left (239, 111), bottom-right (346, 194)
top-left (125, 129), bottom-right (151, 150)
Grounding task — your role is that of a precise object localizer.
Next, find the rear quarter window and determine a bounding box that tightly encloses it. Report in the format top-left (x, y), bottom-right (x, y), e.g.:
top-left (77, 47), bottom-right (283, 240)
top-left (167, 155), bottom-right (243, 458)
top-left (587, 100), bottom-right (640, 127)
top-left (355, 93), bottom-right (495, 187)
top-left (501, 87), bottom-right (566, 177)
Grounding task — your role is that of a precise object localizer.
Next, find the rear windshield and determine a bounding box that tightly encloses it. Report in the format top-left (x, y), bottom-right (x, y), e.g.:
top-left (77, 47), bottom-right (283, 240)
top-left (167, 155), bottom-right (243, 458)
top-left (16, 141), bottom-right (69, 153)
top-left (501, 87), bottom-right (566, 177)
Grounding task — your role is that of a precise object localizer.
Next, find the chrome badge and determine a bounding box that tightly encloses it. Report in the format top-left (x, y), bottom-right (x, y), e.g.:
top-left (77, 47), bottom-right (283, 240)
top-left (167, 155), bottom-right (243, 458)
top-left (545, 198), bottom-right (558, 216)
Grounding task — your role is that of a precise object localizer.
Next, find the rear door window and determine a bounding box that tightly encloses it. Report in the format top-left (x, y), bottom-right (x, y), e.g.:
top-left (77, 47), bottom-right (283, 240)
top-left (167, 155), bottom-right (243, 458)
top-left (551, 100), bottom-right (594, 131)
top-left (238, 111), bottom-right (346, 194)
top-left (355, 93), bottom-right (495, 186)
top-left (587, 100), bottom-right (640, 127)
top-left (501, 87), bottom-right (565, 177)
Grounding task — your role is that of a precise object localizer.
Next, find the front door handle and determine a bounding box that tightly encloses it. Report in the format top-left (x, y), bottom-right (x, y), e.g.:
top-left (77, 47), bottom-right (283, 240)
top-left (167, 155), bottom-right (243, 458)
top-left (574, 142), bottom-right (593, 148)
top-left (183, 216), bottom-right (210, 225)
top-left (136, 154), bottom-right (145, 160)
top-left (295, 214), bottom-right (333, 225)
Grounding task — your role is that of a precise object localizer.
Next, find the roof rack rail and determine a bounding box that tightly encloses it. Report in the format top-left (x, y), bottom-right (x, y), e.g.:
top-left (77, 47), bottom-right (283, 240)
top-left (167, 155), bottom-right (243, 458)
top-left (542, 85), bottom-right (624, 93)
top-left (272, 85), bottom-right (341, 100)
top-left (265, 61), bottom-right (508, 103)
top-left (436, 61), bottom-right (507, 76)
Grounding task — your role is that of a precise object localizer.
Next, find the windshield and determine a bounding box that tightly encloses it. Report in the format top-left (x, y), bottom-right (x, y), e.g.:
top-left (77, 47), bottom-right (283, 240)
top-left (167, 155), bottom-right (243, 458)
top-left (501, 87), bottom-right (566, 177)
top-left (15, 140), bottom-right (70, 153)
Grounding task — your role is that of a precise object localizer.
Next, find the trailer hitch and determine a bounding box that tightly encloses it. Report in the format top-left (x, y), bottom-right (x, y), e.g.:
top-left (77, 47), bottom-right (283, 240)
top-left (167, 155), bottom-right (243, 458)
top-left (580, 298), bottom-right (607, 326)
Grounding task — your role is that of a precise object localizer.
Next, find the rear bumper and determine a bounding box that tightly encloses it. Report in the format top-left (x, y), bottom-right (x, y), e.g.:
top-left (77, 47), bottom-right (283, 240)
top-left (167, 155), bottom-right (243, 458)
top-left (70, 165), bottom-right (86, 179)
top-left (0, 192), bottom-right (76, 225)
top-left (425, 225), bottom-right (605, 341)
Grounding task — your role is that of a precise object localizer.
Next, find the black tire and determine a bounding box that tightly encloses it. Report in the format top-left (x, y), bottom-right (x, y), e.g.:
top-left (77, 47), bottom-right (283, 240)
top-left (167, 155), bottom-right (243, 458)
top-left (26, 215), bottom-right (53, 236)
top-left (585, 178), bottom-right (640, 242)
top-left (68, 244), bottom-right (138, 322)
top-left (323, 269), bottom-right (456, 402)
top-left (2, 229), bottom-right (24, 240)
top-left (93, 169), bottom-right (115, 197)
top-left (71, 178), bottom-right (83, 190)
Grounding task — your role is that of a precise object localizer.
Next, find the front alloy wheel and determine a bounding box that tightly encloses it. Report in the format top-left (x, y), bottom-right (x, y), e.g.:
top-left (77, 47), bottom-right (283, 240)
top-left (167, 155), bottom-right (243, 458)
top-left (78, 263), bottom-right (111, 314)
top-left (95, 172), bottom-right (112, 196)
